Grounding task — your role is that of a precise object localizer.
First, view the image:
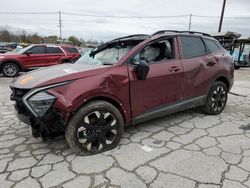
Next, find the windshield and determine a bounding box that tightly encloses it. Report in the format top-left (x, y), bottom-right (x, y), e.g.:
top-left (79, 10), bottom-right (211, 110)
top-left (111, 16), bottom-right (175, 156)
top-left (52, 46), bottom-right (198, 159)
top-left (17, 45), bottom-right (32, 54)
top-left (75, 45), bottom-right (135, 66)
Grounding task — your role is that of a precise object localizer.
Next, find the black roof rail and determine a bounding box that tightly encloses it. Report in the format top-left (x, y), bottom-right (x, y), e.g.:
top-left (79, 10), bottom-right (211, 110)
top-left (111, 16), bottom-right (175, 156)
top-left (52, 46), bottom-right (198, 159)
top-left (181, 31), bottom-right (211, 37)
top-left (111, 34), bottom-right (148, 42)
top-left (151, 30), bottom-right (181, 36)
top-left (151, 30), bottom-right (211, 37)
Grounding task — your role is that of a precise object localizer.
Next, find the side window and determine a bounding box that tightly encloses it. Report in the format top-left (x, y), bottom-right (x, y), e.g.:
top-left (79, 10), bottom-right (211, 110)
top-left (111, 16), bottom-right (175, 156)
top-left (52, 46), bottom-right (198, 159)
top-left (46, 47), bottom-right (63, 54)
top-left (131, 38), bottom-right (175, 64)
top-left (65, 47), bottom-right (79, 53)
top-left (181, 36), bottom-right (206, 58)
top-left (204, 39), bottom-right (220, 52)
top-left (29, 46), bottom-right (45, 54)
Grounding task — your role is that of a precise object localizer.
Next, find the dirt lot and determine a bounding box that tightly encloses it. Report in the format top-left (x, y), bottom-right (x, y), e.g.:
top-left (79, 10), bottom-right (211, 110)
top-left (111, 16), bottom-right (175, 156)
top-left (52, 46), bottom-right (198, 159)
top-left (0, 68), bottom-right (250, 188)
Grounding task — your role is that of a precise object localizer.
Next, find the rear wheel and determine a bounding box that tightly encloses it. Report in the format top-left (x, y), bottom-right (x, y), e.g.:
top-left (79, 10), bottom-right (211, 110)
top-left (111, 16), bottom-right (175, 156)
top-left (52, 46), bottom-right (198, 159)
top-left (1, 62), bottom-right (20, 77)
top-left (202, 81), bottom-right (228, 115)
top-left (65, 100), bottom-right (124, 155)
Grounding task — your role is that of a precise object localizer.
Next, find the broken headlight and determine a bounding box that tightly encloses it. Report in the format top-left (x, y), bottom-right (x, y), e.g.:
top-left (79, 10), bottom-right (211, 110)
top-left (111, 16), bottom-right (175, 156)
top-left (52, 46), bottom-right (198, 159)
top-left (27, 91), bottom-right (55, 117)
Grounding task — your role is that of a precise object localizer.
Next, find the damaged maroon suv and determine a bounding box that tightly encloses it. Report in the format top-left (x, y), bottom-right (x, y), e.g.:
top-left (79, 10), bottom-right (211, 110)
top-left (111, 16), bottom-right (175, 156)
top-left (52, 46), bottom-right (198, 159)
top-left (10, 31), bottom-right (234, 155)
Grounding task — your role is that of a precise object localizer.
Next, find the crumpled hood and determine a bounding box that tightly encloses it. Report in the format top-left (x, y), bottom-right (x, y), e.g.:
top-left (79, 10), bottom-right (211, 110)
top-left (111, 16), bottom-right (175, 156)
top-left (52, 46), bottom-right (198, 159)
top-left (10, 63), bottom-right (109, 89)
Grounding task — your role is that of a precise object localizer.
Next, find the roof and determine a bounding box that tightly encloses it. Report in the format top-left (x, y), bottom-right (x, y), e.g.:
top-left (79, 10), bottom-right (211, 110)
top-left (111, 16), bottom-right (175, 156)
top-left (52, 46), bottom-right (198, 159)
top-left (235, 38), bottom-right (250, 43)
top-left (151, 30), bottom-right (211, 37)
top-left (32, 44), bottom-right (75, 48)
top-left (210, 31), bottom-right (241, 39)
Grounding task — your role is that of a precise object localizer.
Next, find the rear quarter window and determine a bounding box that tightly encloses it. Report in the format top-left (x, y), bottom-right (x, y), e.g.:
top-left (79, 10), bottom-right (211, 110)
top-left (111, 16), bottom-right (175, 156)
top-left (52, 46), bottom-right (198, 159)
top-left (64, 47), bottom-right (79, 53)
top-left (204, 39), bottom-right (220, 52)
top-left (46, 47), bottom-right (63, 53)
top-left (180, 36), bottom-right (206, 58)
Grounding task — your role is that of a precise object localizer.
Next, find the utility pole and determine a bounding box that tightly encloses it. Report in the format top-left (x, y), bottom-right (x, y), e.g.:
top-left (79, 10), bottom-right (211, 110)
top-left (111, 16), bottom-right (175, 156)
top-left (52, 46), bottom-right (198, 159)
top-left (218, 0), bottom-right (227, 32)
top-left (58, 11), bottom-right (63, 40)
top-left (188, 14), bottom-right (192, 31)
top-left (19, 28), bottom-right (21, 43)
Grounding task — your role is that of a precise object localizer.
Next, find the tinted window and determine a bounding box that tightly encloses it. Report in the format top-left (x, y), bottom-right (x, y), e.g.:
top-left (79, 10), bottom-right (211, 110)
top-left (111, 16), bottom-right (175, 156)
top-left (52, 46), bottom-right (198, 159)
top-left (29, 46), bottom-right (45, 54)
top-left (204, 39), bottom-right (220, 52)
top-left (132, 38), bottom-right (175, 64)
top-left (46, 47), bottom-right (63, 53)
top-left (181, 36), bottom-right (206, 58)
top-left (65, 47), bottom-right (79, 53)
top-left (215, 41), bottom-right (223, 49)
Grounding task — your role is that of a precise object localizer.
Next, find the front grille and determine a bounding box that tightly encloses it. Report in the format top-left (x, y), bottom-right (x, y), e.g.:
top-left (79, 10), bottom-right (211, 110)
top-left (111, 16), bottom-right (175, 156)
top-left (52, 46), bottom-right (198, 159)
top-left (10, 88), bottom-right (30, 114)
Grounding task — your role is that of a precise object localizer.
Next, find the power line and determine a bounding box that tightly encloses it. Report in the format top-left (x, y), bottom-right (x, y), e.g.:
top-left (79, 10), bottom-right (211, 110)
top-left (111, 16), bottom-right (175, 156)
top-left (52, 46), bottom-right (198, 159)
top-left (0, 12), bottom-right (58, 15)
top-left (0, 11), bottom-right (249, 19)
top-left (62, 12), bottom-right (189, 18)
top-left (192, 15), bottom-right (250, 19)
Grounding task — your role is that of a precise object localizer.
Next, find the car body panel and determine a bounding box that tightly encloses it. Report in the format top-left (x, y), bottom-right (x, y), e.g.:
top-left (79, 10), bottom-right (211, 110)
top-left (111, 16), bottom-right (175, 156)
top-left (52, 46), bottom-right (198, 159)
top-left (0, 44), bottom-right (80, 71)
top-left (10, 63), bottom-right (110, 89)
top-left (10, 32), bottom-right (234, 139)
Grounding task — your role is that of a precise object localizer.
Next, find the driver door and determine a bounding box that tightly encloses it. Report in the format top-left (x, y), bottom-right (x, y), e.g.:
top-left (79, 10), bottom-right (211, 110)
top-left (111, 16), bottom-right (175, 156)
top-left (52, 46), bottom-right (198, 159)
top-left (20, 46), bottom-right (47, 68)
top-left (128, 37), bottom-right (184, 122)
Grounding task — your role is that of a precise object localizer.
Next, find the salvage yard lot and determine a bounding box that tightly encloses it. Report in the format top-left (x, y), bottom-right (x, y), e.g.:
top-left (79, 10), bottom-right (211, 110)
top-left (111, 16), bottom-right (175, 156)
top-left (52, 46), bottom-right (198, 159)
top-left (0, 68), bottom-right (250, 188)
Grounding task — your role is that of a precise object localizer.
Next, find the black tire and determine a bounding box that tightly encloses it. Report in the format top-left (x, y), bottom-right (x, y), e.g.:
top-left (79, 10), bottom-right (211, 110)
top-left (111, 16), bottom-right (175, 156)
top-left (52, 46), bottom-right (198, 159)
top-left (234, 66), bottom-right (240, 70)
top-left (65, 100), bottom-right (124, 155)
top-left (1, 62), bottom-right (20, 77)
top-left (202, 81), bottom-right (228, 115)
top-left (61, 59), bottom-right (72, 64)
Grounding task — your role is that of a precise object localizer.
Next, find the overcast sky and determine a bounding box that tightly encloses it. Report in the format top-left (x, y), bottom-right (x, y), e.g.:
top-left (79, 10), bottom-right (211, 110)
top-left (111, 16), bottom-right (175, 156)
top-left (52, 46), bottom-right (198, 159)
top-left (0, 0), bottom-right (249, 41)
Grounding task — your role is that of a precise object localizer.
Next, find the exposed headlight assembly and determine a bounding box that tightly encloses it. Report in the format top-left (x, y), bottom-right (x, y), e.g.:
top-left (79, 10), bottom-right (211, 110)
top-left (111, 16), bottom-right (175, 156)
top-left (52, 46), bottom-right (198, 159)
top-left (27, 91), bottom-right (55, 117)
top-left (22, 82), bottom-right (68, 117)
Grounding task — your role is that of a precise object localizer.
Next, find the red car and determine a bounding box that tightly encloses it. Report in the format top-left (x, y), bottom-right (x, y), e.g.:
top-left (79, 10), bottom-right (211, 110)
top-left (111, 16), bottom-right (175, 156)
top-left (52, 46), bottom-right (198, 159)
top-left (0, 44), bottom-right (80, 77)
top-left (10, 31), bottom-right (234, 155)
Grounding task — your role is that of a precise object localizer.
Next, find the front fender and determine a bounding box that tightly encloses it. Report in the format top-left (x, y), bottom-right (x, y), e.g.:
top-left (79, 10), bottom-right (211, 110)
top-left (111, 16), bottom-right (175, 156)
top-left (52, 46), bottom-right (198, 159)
top-left (48, 72), bottom-right (131, 124)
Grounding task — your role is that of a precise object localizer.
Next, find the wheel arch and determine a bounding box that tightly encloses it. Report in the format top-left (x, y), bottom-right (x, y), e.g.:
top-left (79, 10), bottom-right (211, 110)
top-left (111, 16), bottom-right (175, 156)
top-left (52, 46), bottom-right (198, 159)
top-left (214, 75), bottom-right (230, 90)
top-left (0, 59), bottom-right (24, 72)
top-left (68, 95), bottom-right (129, 125)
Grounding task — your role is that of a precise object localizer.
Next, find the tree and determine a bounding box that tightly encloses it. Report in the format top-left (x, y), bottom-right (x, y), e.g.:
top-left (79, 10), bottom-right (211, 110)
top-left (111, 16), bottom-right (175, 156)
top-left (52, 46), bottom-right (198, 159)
top-left (68, 36), bottom-right (82, 46)
top-left (30, 34), bottom-right (43, 44)
top-left (0, 30), bottom-right (11, 42)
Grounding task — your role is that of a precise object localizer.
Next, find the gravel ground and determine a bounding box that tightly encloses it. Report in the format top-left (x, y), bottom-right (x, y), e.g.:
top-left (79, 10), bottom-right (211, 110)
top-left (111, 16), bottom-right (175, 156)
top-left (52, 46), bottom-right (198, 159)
top-left (0, 68), bottom-right (250, 188)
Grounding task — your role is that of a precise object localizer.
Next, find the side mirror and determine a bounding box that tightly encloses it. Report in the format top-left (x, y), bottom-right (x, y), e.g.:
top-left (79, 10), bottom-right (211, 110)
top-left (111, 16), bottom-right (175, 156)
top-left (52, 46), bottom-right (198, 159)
top-left (25, 51), bottom-right (32, 56)
top-left (135, 60), bottom-right (150, 80)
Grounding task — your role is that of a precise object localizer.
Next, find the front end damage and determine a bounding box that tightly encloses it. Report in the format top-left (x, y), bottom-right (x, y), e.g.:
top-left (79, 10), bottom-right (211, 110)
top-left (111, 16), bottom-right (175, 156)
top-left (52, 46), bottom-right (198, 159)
top-left (10, 85), bottom-right (66, 139)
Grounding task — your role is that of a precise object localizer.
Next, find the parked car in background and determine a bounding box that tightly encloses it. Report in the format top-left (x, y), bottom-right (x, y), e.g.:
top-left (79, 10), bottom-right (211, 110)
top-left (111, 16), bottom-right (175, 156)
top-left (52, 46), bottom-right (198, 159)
top-left (233, 39), bottom-right (250, 69)
top-left (0, 44), bottom-right (80, 77)
top-left (0, 45), bottom-right (7, 54)
top-left (10, 31), bottom-right (234, 155)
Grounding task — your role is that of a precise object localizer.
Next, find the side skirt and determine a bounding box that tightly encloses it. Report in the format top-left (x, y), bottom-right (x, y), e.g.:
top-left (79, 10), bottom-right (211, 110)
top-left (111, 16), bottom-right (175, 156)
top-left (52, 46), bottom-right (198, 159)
top-left (132, 95), bottom-right (206, 125)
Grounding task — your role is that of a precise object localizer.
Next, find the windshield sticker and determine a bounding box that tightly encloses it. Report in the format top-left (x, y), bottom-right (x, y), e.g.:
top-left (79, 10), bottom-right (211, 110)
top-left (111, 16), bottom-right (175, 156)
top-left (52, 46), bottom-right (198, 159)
top-left (63, 68), bottom-right (78, 74)
top-left (20, 76), bottom-right (34, 84)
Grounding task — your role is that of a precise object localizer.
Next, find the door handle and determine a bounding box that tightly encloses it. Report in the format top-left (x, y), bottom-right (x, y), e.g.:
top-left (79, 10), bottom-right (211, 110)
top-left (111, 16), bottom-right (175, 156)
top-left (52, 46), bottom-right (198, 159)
top-left (169, 66), bottom-right (180, 72)
top-left (206, 61), bottom-right (216, 66)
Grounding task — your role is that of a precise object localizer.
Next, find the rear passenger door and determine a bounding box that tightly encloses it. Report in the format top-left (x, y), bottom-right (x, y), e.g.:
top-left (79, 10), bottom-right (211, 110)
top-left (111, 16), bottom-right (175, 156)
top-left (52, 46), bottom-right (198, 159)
top-left (45, 46), bottom-right (64, 66)
top-left (179, 36), bottom-right (218, 100)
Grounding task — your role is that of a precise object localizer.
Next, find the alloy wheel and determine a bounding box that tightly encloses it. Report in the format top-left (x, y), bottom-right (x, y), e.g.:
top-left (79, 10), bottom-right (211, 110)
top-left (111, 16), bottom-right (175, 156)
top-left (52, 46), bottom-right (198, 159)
top-left (3, 64), bottom-right (17, 77)
top-left (77, 111), bottom-right (118, 152)
top-left (211, 85), bottom-right (227, 112)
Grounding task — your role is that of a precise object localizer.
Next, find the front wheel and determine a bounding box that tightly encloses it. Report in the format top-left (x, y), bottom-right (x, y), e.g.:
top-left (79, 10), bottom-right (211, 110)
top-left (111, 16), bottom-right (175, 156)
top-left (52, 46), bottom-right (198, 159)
top-left (65, 100), bottom-right (124, 155)
top-left (202, 81), bottom-right (228, 115)
top-left (1, 62), bottom-right (20, 77)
